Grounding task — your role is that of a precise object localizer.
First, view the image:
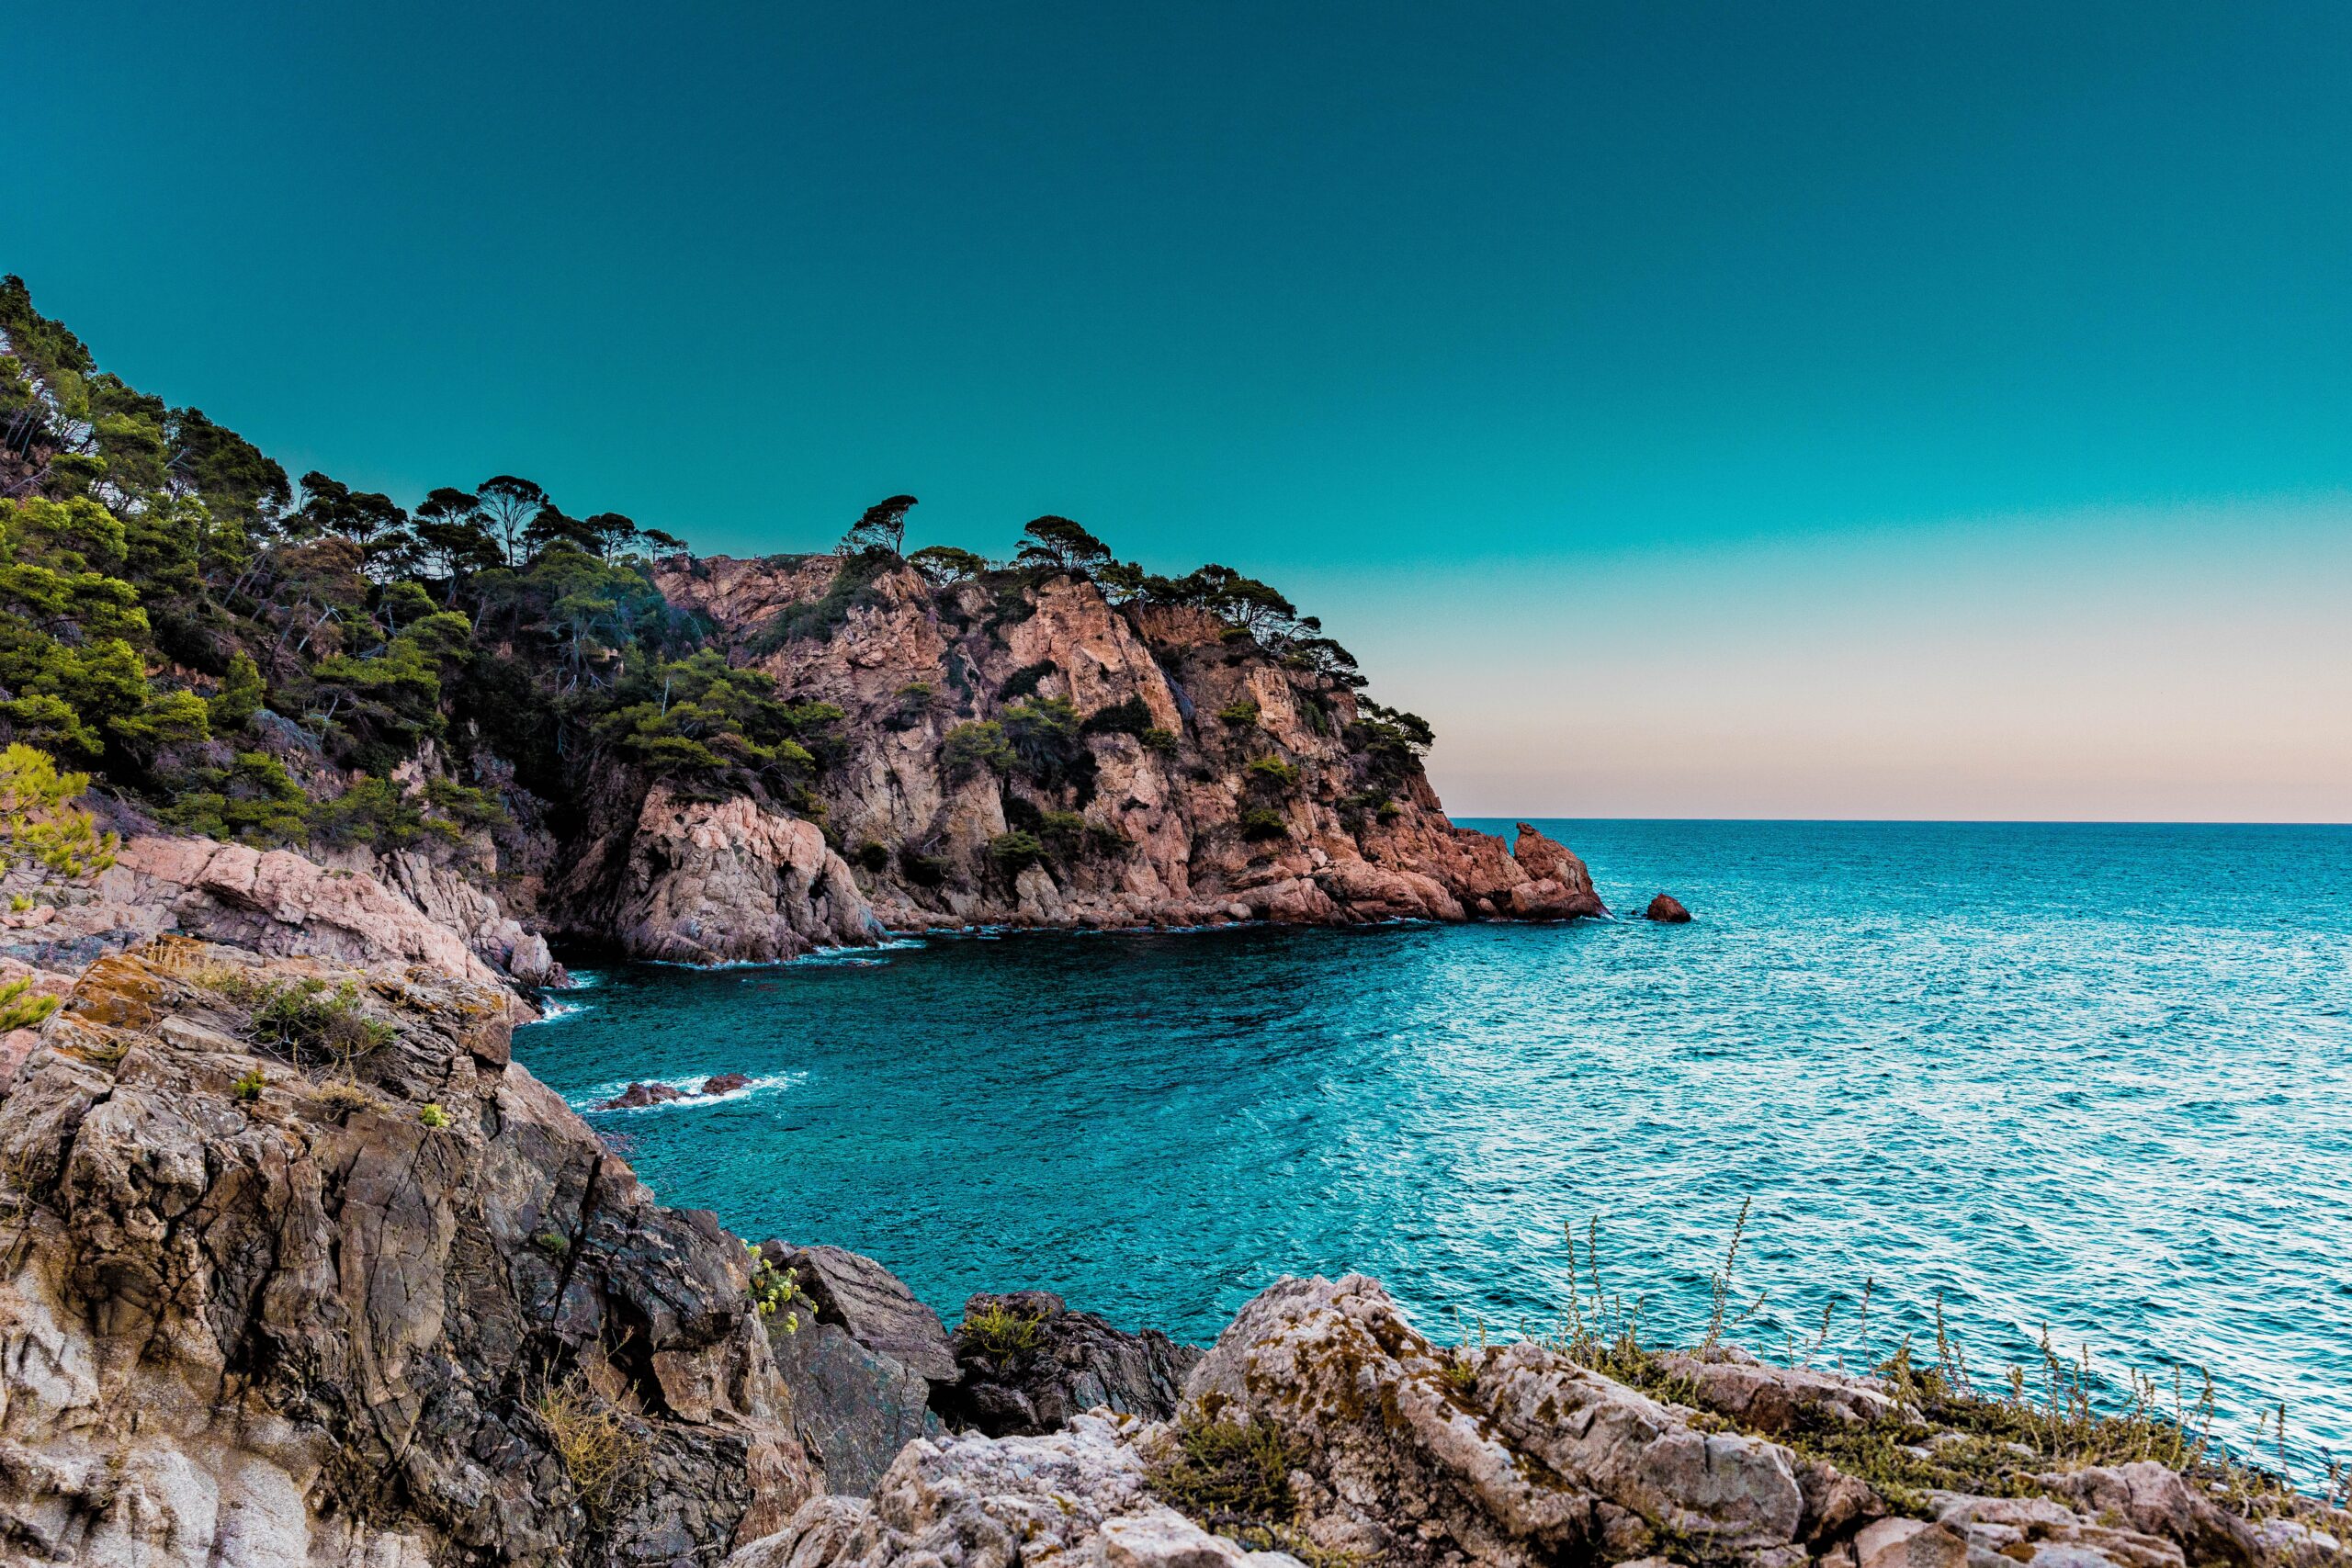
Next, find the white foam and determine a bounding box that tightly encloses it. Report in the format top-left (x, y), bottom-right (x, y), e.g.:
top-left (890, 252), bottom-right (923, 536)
top-left (571, 1071), bottom-right (806, 1114)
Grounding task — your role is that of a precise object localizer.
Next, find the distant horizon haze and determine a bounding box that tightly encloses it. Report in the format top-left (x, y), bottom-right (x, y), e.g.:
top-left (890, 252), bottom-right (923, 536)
top-left (8, 2), bottom-right (2348, 822)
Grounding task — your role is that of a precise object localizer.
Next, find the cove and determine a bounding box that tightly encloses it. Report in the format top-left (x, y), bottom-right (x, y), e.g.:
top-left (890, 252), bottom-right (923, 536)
top-left (516, 818), bottom-right (2352, 1472)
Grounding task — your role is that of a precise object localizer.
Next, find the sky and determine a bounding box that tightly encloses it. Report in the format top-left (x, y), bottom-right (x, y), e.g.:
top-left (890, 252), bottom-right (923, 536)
top-left (7, 1), bottom-right (2349, 819)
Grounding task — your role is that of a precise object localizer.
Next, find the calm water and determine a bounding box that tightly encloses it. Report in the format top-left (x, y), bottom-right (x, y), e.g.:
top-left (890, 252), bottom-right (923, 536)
top-left (518, 820), bottom-right (2352, 1476)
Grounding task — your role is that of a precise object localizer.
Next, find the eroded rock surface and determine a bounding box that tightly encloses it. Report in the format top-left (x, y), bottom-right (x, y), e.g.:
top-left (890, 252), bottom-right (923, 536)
top-left (0, 936), bottom-right (815, 1565)
top-left (939, 1290), bottom-right (1201, 1436)
top-left (725, 1414), bottom-right (1297, 1568)
top-left (640, 556), bottom-right (1609, 938)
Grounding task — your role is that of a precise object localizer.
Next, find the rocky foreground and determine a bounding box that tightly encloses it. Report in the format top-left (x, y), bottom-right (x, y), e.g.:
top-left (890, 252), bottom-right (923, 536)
top-left (1, 939), bottom-right (2344, 1568)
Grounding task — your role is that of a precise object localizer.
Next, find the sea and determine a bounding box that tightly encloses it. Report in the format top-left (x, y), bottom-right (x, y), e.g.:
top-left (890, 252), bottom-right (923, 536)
top-left (515, 819), bottom-right (2352, 1478)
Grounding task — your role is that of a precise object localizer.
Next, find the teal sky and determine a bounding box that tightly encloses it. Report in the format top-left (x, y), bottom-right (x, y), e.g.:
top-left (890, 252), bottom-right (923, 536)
top-left (9, 3), bottom-right (2349, 818)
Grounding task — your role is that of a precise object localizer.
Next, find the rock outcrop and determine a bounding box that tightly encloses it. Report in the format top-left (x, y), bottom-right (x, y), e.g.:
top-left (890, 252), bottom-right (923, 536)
top-left (937, 1290), bottom-right (1201, 1437)
top-left (0, 830), bottom-right (553, 999)
top-left (761, 1244), bottom-right (956, 1497)
top-left (0, 936), bottom-right (816, 1565)
top-left (1645, 893), bottom-right (1692, 923)
top-left (592, 784), bottom-right (883, 964)
top-left (625, 555), bottom-right (1608, 944)
top-left (726, 1414), bottom-right (1293, 1568)
top-left (730, 1274), bottom-right (2349, 1568)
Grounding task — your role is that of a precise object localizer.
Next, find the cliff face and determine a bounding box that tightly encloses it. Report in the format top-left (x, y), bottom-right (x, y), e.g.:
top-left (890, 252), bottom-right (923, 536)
top-left (0, 938), bottom-right (814, 1565)
top-left (633, 556), bottom-right (1600, 940)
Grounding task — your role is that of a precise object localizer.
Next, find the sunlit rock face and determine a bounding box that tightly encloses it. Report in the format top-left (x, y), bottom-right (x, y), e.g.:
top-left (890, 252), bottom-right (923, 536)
top-left (631, 554), bottom-right (1597, 942)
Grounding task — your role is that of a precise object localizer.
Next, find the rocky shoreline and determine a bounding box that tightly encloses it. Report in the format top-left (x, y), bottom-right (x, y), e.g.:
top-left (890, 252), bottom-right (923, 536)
top-left (1, 934), bottom-right (2342, 1568)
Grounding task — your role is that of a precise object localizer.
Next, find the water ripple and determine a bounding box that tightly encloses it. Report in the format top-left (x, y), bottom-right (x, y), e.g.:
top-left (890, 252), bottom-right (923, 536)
top-left (518, 820), bottom-right (2352, 1480)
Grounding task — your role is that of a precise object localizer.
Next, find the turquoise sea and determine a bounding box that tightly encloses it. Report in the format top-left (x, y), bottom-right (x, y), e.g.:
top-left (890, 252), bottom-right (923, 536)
top-left (518, 820), bottom-right (2352, 1477)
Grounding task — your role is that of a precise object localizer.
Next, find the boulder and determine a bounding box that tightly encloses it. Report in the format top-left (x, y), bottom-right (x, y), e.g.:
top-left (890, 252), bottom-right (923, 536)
top-left (770, 1317), bottom-right (944, 1497)
top-left (725, 1413), bottom-right (1297, 1568)
top-left (1182, 1273), bottom-right (1811, 1568)
top-left (767, 1242), bottom-right (960, 1385)
top-left (609, 784), bottom-right (883, 965)
top-left (1645, 893), bottom-right (1692, 922)
top-left (2037, 1462), bottom-right (2261, 1568)
top-left (1656, 1345), bottom-right (1897, 1433)
top-left (705, 1071), bottom-right (753, 1095)
top-left (938, 1290), bottom-right (1201, 1436)
top-left (1854, 1518), bottom-right (1970, 1568)
top-left (1511, 825), bottom-right (1602, 899)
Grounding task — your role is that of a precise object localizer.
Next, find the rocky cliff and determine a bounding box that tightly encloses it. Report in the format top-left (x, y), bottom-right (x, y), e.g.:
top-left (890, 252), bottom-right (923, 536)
top-left (616, 554), bottom-right (1602, 943)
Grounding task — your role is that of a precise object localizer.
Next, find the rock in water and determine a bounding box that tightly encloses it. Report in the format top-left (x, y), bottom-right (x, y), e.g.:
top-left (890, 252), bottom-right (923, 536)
top-left (603, 1078), bottom-right (689, 1108)
top-left (0, 936), bottom-right (817, 1564)
top-left (704, 1071), bottom-right (753, 1095)
top-left (1645, 892), bottom-right (1693, 922)
top-left (938, 1289), bottom-right (1201, 1435)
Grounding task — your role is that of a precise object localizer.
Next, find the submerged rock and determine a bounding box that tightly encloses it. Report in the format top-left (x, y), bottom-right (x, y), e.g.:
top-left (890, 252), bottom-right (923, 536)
top-left (938, 1289), bottom-right (1201, 1436)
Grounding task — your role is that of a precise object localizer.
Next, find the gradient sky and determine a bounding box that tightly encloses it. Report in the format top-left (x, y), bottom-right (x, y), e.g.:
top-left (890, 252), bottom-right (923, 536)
top-left (8, 2), bottom-right (2348, 819)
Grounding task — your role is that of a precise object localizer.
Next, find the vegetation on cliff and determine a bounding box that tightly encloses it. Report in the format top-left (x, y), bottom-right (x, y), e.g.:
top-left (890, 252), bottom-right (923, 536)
top-left (0, 276), bottom-right (1435, 897)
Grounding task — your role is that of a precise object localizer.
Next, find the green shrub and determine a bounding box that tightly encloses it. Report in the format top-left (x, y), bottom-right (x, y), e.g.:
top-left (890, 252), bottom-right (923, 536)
top-left (960, 1302), bottom-right (1045, 1358)
top-left (1244, 756), bottom-right (1300, 790)
top-left (747, 1244), bottom-right (814, 1332)
top-left (232, 1066), bottom-right (266, 1102)
top-left (852, 840), bottom-right (890, 871)
top-left (1141, 727), bottom-right (1181, 753)
top-left (1038, 808), bottom-right (1127, 863)
top-left (754, 547), bottom-right (894, 648)
top-left (0, 976), bottom-right (59, 1032)
top-left (987, 829), bottom-right (1045, 871)
top-left (0, 743), bottom-right (120, 876)
top-left (249, 977), bottom-right (395, 1065)
top-left (887, 682), bottom-right (936, 730)
top-left (899, 845), bottom-right (953, 887)
top-left (1000, 697), bottom-right (1090, 789)
top-left (209, 649), bottom-right (265, 733)
top-left (998, 660), bottom-right (1056, 702)
top-left (1239, 807), bottom-right (1288, 841)
top-left (157, 750), bottom-right (311, 844)
top-left (1149, 1415), bottom-right (1298, 1524)
top-left (1216, 699), bottom-right (1260, 726)
top-left (533, 1229), bottom-right (570, 1257)
top-left (944, 719), bottom-right (1015, 777)
top-left (1080, 695), bottom-right (1152, 739)
top-left (418, 1102), bottom-right (449, 1129)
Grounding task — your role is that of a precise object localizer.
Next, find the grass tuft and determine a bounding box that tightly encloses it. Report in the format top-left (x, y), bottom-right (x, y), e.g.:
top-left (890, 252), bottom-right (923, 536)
top-left (537, 1376), bottom-right (648, 1529)
top-left (960, 1301), bottom-right (1045, 1358)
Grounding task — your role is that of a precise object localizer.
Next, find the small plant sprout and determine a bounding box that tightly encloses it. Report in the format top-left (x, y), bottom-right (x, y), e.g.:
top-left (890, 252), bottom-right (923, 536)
top-left (418, 1102), bottom-right (450, 1129)
top-left (232, 1066), bottom-right (266, 1102)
